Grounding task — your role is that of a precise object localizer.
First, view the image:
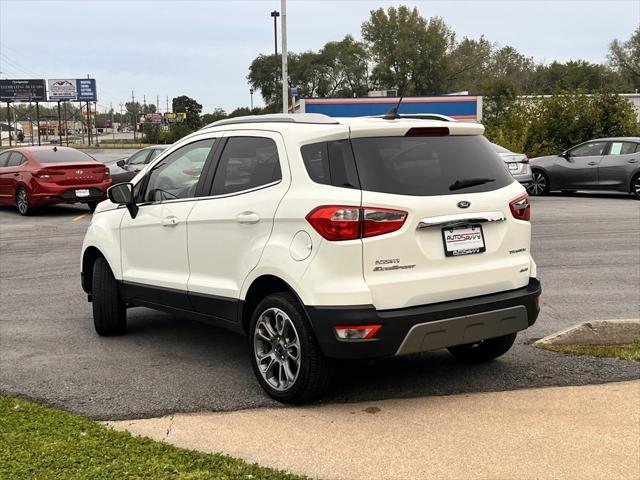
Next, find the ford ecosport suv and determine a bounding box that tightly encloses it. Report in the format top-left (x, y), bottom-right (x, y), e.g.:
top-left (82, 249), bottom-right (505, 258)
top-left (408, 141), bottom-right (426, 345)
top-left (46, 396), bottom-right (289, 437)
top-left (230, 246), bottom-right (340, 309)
top-left (81, 113), bottom-right (541, 402)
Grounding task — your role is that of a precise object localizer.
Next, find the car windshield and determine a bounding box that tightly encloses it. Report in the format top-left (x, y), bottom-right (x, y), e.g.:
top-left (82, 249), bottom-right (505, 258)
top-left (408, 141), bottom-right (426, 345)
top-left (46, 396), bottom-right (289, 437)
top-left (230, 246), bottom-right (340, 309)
top-left (350, 135), bottom-right (513, 196)
top-left (32, 148), bottom-right (94, 163)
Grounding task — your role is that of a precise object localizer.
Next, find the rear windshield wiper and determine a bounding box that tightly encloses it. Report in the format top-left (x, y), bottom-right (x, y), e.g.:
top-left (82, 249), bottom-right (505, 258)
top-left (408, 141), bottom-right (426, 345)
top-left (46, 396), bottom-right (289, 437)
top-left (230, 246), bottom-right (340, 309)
top-left (449, 177), bottom-right (495, 191)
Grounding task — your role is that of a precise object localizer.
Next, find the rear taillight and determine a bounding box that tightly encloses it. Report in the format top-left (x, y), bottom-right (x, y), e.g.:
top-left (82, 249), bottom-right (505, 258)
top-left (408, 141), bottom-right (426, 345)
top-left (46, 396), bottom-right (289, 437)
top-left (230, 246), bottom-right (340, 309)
top-left (509, 193), bottom-right (530, 221)
top-left (34, 169), bottom-right (64, 179)
top-left (405, 127), bottom-right (449, 136)
top-left (306, 206), bottom-right (407, 241)
top-left (104, 167), bottom-right (111, 178)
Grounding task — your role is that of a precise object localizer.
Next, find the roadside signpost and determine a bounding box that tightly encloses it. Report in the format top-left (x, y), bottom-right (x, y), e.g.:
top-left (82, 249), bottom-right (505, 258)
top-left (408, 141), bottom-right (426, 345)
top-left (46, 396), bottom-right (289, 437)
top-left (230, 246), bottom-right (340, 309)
top-left (47, 78), bottom-right (98, 146)
top-left (0, 79), bottom-right (47, 146)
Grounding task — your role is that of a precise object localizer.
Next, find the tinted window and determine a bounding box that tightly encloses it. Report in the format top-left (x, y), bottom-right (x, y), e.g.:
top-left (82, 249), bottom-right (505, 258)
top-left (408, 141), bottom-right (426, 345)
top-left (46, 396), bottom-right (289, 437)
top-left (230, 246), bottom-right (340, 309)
top-left (32, 148), bottom-right (94, 163)
top-left (301, 140), bottom-right (359, 188)
top-left (149, 148), bottom-right (164, 161)
top-left (212, 137), bottom-right (281, 195)
top-left (127, 150), bottom-right (150, 166)
top-left (491, 143), bottom-right (511, 154)
top-left (350, 135), bottom-right (513, 196)
top-left (0, 151), bottom-right (11, 167)
top-left (143, 139), bottom-right (214, 202)
top-left (608, 142), bottom-right (638, 155)
top-left (7, 152), bottom-right (26, 167)
top-left (570, 142), bottom-right (607, 157)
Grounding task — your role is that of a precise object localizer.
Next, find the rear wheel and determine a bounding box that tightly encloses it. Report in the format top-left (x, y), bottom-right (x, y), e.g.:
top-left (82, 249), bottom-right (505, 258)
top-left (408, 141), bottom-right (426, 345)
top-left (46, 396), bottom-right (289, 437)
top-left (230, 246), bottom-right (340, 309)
top-left (92, 256), bottom-right (127, 336)
top-left (632, 173), bottom-right (640, 200)
top-left (447, 332), bottom-right (517, 363)
top-left (15, 187), bottom-right (32, 216)
top-left (527, 170), bottom-right (549, 196)
top-left (249, 293), bottom-right (332, 403)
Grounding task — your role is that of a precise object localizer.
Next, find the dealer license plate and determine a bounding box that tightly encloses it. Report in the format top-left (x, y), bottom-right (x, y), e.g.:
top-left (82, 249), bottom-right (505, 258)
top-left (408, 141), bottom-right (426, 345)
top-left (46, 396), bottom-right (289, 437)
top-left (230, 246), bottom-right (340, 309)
top-left (442, 225), bottom-right (486, 257)
top-left (75, 189), bottom-right (90, 198)
top-left (508, 163), bottom-right (519, 171)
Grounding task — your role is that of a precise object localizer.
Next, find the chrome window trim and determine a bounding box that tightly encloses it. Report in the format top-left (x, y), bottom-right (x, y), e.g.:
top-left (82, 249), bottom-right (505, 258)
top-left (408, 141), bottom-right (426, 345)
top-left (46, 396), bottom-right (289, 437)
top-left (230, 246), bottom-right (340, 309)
top-left (418, 211), bottom-right (506, 229)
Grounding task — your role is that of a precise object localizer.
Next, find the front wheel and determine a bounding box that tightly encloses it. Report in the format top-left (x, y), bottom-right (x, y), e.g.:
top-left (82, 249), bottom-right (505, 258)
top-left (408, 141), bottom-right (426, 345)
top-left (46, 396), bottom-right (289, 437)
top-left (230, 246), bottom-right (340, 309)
top-left (249, 293), bottom-right (332, 403)
top-left (16, 187), bottom-right (32, 216)
top-left (527, 170), bottom-right (549, 196)
top-left (92, 256), bottom-right (127, 336)
top-left (632, 173), bottom-right (640, 200)
top-left (447, 332), bottom-right (517, 363)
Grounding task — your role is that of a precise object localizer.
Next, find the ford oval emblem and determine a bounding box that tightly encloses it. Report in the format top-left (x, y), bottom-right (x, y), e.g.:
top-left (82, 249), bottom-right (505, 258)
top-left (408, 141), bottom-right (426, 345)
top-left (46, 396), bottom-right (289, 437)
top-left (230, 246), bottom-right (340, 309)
top-left (457, 201), bottom-right (471, 209)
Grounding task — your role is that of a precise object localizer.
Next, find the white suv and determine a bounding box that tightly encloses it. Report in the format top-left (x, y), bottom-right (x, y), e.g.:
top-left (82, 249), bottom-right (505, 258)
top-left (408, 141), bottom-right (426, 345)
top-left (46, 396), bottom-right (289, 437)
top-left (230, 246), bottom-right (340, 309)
top-left (81, 113), bottom-right (541, 402)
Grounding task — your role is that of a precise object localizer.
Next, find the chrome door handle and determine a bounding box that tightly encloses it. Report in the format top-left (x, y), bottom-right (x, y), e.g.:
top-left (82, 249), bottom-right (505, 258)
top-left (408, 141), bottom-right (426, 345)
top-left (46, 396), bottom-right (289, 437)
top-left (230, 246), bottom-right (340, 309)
top-left (162, 216), bottom-right (179, 227)
top-left (629, 159), bottom-right (638, 163)
top-left (13, 173), bottom-right (19, 176)
top-left (587, 161), bottom-right (598, 166)
top-left (236, 212), bottom-right (260, 224)
top-left (418, 211), bottom-right (505, 229)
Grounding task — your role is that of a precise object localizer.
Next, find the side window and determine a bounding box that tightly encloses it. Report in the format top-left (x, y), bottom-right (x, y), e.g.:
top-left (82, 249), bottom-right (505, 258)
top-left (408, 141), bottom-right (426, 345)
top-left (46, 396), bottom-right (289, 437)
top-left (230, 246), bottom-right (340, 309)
top-left (0, 152), bottom-right (11, 167)
top-left (212, 137), bottom-right (281, 195)
top-left (7, 152), bottom-right (26, 167)
top-left (570, 142), bottom-right (607, 157)
top-left (609, 142), bottom-right (637, 155)
top-left (127, 150), bottom-right (151, 166)
top-left (301, 140), bottom-right (359, 188)
top-left (142, 139), bottom-right (215, 202)
top-left (148, 149), bottom-right (164, 162)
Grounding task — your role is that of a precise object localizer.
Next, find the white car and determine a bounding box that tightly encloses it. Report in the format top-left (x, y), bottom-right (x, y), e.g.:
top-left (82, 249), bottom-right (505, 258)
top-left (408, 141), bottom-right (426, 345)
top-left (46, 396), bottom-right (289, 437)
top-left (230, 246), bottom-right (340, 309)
top-left (81, 113), bottom-right (541, 403)
top-left (491, 143), bottom-right (533, 185)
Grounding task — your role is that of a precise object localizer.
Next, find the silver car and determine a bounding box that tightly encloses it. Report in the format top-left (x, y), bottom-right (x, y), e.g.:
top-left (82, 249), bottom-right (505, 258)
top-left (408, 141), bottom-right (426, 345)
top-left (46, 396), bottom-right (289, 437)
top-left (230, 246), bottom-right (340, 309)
top-left (491, 143), bottom-right (532, 185)
top-left (527, 137), bottom-right (640, 199)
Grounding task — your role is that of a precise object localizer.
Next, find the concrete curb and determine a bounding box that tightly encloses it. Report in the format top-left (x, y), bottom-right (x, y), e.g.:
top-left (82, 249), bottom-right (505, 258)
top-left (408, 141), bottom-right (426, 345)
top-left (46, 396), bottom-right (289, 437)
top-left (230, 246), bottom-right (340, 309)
top-left (534, 318), bottom-right (640, 346)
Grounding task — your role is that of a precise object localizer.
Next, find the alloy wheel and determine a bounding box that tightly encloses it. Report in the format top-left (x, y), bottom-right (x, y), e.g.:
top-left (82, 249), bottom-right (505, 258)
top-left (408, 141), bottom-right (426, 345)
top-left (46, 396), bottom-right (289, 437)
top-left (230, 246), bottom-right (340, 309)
top-left (528, 172), bottom-right (547, 195)
top-left (634, 175), bottom-right (640, 198)
top-left (253, 307), bottom-right (301, 392)
top-left (16, 189), bottom-right (29, 214)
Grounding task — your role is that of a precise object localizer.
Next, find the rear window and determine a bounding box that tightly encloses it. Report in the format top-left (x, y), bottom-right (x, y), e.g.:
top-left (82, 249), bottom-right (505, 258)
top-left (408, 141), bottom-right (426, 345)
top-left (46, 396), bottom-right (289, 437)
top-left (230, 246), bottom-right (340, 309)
top-left (33, 148), bottom-right (94, 163)
top-left (350, 135), bottom-right (513, 196)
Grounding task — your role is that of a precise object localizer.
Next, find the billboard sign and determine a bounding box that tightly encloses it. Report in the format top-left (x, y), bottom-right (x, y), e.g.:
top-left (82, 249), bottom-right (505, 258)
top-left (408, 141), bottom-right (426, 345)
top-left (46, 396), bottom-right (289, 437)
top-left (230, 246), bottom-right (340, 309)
top-left (0, 79), bottom-right (46, 101)
top-left (142, 113), bottom-right (163, 123)
top-left (163, 112), bottom-right (186, 122)
top-left (48, 78), bottom-right (97, 101)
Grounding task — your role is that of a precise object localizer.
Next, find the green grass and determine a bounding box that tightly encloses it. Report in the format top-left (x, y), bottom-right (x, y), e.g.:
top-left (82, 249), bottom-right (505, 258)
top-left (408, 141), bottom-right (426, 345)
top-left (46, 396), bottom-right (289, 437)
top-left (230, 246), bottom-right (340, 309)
top-left (536, 341), bottom-right (640, 361)
top-left (0, 396), bottom-right (309, 480)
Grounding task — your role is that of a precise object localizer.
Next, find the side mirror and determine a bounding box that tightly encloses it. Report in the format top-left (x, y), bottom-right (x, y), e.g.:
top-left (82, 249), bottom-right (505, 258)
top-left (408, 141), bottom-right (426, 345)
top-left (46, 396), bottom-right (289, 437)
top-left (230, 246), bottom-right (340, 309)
top-left (116, 159), bottom-right (125, 168)
top-left (560, 151), bottom-right (571, 159)
top-left (107, 182), bottom-right (138, 218)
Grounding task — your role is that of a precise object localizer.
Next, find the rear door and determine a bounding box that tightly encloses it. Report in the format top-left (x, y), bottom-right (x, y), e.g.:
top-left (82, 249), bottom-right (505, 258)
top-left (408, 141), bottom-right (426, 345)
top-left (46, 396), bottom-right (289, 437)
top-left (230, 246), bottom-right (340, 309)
top-left (0, 151), bottom-right (15, 201)
top-left (553, 141), bottom-right (607, 189)
top-left (351, 132), bottom-right (532, 310)
top-left (2, 152), bottom-right (28, 199)
top-left (186, 131), bottom-right (288, 321)
top-left (598, 141), bottom-right (639, 189)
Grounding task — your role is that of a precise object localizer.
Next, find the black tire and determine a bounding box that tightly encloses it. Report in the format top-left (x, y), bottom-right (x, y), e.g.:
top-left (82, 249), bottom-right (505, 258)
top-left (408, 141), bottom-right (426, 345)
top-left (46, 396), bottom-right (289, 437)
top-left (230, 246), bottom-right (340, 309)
top-left (632, 173), bottom-right (640, 200)
top-left (249, 292), bottom-right (332, 403)
top-left (527, 170), bottom-right (550, 196)
top-left (92, 256), bottom-right (127, 336)
top-left (447, 332), bottom-right (517, 363)
top-left (88, 201), bottom-right (99, 213)
top-left (15, 187), bottom-right (32, 216)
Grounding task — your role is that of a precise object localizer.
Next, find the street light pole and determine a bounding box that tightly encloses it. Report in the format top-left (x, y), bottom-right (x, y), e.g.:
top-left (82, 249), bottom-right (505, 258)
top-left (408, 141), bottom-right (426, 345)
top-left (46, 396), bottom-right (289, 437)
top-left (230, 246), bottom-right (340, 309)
top-left (250, 88), bottom-right (254, 110)
top-left (281, 0), bottom-right (288, 113)
top-left (270, 10), bottom-right (280, 102)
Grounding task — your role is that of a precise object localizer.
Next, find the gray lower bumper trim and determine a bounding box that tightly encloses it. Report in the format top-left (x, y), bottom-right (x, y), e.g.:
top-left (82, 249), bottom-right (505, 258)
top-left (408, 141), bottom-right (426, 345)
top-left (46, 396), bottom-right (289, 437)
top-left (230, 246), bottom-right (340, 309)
top-left (395, 305), bottom-right (529, 355)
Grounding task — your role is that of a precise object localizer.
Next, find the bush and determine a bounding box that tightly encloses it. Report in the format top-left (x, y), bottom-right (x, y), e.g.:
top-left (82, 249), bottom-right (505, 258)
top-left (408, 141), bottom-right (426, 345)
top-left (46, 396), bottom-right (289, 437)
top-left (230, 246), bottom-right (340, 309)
top-left (484, 92), bottom-right (640, 157)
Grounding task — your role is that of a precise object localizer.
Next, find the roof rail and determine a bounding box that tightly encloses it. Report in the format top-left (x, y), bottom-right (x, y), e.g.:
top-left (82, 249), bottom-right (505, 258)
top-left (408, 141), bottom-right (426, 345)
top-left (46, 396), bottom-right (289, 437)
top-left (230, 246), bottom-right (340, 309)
top-left (203, 113), bottom-right (339, 129)
top-left (376, 114), bottom-right (456, 122)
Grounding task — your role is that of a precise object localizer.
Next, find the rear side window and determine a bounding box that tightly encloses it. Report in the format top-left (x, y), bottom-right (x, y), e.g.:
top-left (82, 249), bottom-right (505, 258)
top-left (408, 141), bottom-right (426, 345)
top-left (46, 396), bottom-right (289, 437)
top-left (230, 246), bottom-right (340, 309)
top-left (212, 137), bottom-right (281, 195)
top-left (7, 152), bottom-right (26, 167)
top-left (0, 151), bottom-right (12, 167)
top-left (608, 142), bottom-right (638, 155)
top-left (350, 135), bottom-right (513, 196)
top-left (33, 148), bottom-right (94, 163)
top-left (301, 140), bottom-right (360, 189)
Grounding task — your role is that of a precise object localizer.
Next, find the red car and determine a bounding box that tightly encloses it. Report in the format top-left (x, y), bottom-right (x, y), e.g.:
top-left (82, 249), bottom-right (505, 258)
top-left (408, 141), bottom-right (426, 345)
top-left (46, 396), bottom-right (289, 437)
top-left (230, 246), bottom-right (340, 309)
top-left (0, 146), bottom-right (111, 215)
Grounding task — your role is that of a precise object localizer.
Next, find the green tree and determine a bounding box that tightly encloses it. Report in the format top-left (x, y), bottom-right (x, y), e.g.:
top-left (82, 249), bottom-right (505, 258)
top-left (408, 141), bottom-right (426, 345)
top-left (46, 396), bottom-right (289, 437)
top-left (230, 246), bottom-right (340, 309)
top-left (248, 53), bottom-right (282, 108)
top-left (447, 36), bottom-right (493, 92)
top-left (201, 108), bottom-right (228, 125)
top-left (608, 27), bottom-right (640, 91)
top-left (318, 35), bottom-right (370, 96)
top-left (361, 6), bottom-right (454, 95)
top-left (532, 60), bottom-right (625, 94)
top-left (172, 95), bottom-right (202, 130)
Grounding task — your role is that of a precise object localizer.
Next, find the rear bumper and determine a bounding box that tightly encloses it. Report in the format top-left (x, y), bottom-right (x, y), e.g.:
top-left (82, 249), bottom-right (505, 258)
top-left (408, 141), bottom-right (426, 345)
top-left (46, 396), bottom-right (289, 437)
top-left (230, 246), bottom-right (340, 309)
top-left (306, 278), bottom-right (541, 359)
top-left (31, 185), bottom-right (108, 205)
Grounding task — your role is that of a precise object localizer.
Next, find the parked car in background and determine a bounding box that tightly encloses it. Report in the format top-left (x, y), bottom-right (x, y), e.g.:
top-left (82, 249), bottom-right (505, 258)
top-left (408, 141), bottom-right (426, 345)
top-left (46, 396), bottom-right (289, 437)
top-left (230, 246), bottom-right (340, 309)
top-left (0, 146), bottom-right (111, 215)
top-left (491, 143), bottom-right (532, 186)
top-left (109, 146), bottom-right (168, 184)
top-left (527, 137), bottom-right (640, 199)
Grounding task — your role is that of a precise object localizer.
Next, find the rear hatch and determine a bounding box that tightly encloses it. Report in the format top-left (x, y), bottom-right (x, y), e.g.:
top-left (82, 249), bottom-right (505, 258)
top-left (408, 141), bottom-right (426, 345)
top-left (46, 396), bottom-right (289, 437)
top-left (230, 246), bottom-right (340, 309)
top-left (350, 127), bottom-right (533, 310)
top-left (32, 148), bottom-right (109, 186)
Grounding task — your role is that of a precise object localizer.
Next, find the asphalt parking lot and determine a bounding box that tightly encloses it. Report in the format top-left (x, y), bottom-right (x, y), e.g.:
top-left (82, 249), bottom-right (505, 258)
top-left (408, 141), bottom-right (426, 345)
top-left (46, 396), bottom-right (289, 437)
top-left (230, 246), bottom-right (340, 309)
top-left (1, 182), bottom-right (638, 420)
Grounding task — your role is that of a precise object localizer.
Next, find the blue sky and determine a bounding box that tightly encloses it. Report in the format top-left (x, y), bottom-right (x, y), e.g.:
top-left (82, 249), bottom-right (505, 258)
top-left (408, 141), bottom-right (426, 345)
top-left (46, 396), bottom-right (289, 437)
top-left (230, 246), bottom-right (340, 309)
top-left (0, 0), bottom-right (638, 113)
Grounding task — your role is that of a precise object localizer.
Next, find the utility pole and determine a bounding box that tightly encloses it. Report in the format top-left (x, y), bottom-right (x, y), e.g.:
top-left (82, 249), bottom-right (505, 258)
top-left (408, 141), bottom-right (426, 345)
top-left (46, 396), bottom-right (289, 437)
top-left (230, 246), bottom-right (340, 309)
top-left (270, 10), bottom-right (280, 97)
top-left (281, 0), bottom-right (288, 113)
top-left (156, 95), bottom-right (159, 113)
top-left (132, 90), bottom-right (136, 142)
top-left (250, 88), bottom-right (254, 110)
top-left (166, 95), bottom-right (169, 113)
top-left (94, 102), bottom-right (99, 147)
top-left (111, 102), bottom-right (115, 141)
